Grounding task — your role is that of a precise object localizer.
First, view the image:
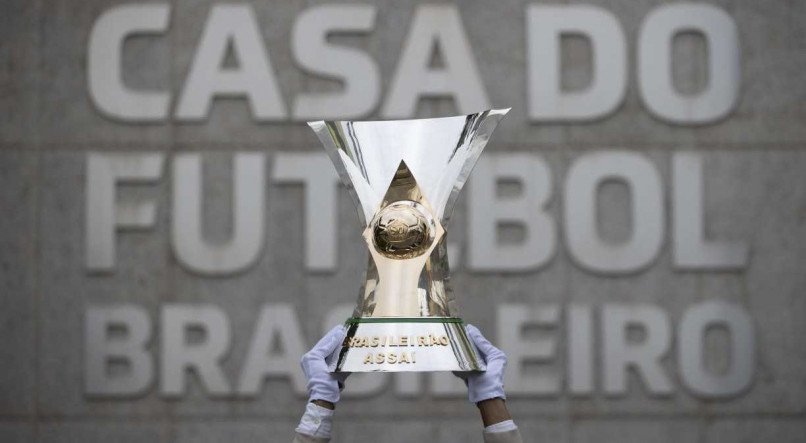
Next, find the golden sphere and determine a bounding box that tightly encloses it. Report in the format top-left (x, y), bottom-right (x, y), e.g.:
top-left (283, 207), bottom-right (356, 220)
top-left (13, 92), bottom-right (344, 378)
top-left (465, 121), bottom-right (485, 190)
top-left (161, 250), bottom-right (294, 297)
top-left (371, 201), bottom-right (436, 259)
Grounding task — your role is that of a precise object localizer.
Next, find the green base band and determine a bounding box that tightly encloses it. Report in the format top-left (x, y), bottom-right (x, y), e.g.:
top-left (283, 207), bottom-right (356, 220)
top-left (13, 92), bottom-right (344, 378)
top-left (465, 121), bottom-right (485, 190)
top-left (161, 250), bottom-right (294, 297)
top-left (345, 317), bottom-right (465, 325)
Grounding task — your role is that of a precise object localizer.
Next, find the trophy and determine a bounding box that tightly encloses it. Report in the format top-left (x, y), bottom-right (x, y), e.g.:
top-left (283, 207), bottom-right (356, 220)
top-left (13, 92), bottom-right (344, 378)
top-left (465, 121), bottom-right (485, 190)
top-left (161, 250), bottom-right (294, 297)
top-left (308, 109), bottom-right (509, 372)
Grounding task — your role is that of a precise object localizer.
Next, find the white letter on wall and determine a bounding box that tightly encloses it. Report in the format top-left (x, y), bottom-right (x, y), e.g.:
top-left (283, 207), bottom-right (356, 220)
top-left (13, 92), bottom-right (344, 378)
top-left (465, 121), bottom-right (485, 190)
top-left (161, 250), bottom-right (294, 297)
top-left (498, 304), bottom-right (560, 395)
top-left (564, 151), bottom-right (664, 274)
top-left (679, 301), bottom-right (755, 398)
top-left (271, 153), bottom-right (340, 272)
top-left (673, 153), bottom-right (748, 269)
top-left (638, 3), bottom-right (740, 124)
top-left (86, 153), bottom-right (164, 271)
top-left (172, 153), bottom-right (266, 275)
top-left (527, 5), bottom-right (626, 121)
top-left (88, 4), bottom-right (171, 121)
top-left (238, 304), bottom-right (308, 396)
top-left (175, 4), bottom-right (286, 120)
top-left (468, 155), bottom-right (556, 272)
top-left (85, 305), bottom-right (153, 396)
top-left (381, 5), bottom-right (490, 118)
top-left (291, 5), bottom-right (379, 119)
top-left (602, 304), bottom-right (673, 396)
top-left (568, 304), bottom-right (594, 395)
top-left (160, 304), bottom-right (231, 397)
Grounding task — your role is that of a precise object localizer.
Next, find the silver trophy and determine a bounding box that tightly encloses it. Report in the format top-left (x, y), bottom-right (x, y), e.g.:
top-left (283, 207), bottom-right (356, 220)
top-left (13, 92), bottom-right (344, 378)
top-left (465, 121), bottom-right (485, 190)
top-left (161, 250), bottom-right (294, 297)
top-left (308, 109), bottom-right (509, 372)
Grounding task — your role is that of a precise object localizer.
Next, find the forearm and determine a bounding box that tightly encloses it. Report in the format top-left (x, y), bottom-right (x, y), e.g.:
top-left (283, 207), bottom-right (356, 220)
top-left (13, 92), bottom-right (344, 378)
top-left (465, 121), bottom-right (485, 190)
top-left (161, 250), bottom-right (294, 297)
top-left (478, 398), bottom-right (523, 443)
top-left (477, 398), bottom-right (512, 427)
top-left (312, 400), bottom-right (334, 410)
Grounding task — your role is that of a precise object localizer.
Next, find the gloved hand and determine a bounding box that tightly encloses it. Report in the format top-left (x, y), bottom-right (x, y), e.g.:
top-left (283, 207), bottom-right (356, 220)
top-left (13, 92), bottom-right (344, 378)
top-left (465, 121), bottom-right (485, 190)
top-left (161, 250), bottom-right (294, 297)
top-left (300, 324), bottom-right (349, 404)
top-left (456, 324), bottom-right (508, 404)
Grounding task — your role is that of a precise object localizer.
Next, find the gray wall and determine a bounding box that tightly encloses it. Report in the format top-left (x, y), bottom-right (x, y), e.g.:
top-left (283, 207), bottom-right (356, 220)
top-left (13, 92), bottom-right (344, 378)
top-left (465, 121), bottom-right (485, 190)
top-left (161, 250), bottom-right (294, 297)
top-left (2, 0), bottom-right (805, 442)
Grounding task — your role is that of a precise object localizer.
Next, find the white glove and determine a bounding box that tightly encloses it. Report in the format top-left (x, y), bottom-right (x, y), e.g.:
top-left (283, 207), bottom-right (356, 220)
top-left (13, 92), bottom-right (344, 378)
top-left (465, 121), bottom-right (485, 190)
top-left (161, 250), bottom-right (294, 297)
top-left (300, 325), bottom-right (349, 404)
top-left (458, 324), bottom-right (508, 404)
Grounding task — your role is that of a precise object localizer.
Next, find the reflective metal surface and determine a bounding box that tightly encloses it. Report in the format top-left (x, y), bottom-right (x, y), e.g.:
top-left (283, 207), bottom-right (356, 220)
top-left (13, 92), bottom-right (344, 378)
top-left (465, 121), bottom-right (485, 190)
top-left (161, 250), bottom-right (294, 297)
top-left (371, 200), bottom-right (436, 260)
top-left (327, 319), bottom-right (487, 372)
top-left (309, 109), bottom-right (509, 372)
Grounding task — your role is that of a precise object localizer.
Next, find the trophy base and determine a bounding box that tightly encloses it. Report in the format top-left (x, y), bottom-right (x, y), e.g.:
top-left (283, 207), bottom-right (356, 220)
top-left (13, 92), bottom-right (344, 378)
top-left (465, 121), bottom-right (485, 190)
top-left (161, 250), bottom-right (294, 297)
top-left (327, 317), bottom-right (486, 373)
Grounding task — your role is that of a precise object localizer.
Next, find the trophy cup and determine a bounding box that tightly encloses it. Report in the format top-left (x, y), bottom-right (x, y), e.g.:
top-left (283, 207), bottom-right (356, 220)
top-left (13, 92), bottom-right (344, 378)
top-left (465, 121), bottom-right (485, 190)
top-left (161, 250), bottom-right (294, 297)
top-left (308, 108), bottom-right (509, 372)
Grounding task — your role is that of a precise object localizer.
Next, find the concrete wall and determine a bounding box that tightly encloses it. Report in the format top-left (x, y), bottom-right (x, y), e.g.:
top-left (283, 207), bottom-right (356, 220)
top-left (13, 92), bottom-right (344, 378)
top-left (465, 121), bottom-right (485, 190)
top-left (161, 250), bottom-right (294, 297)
top-left (1, 0), bottom-right (805, 442)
